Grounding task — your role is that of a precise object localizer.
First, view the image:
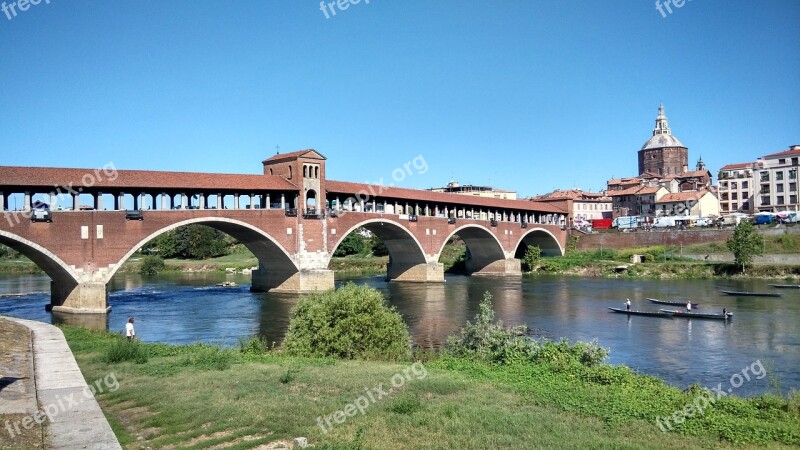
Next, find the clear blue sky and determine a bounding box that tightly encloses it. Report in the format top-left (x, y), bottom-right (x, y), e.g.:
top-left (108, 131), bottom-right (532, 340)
top-left (1, 0), bottom-right (798, 197)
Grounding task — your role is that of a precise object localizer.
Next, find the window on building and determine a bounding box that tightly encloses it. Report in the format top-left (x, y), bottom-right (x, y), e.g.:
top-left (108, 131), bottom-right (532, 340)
top-left (762, 196), bottom-right (770, 205)
top-left (761, 185), bottom-right (771, 194)
top-left (777, 171), bottom-right (784, 181)
top-left (777, 184), bottom-right (784, 193)
top-left (720, 181), bottom-right (728, 189)
top-left (790, 169), bottom-right (798, 180)
top-left (761, 172), bottom-right (770, 182)
top-left (791, 183), bottom-right (797, 192)
top-left (731, 182), bottom-right (737, 189)
top-left (779, 158), bottom-right (786, 165)
top-left (742, 181), bottom-right (748, 189)
top-left (777, 196), bottom-right (785, 205)
top-left (742, 202), bottom-right (749, 210)
top-left (791, 195), bottom-right (798, 205)
top-left (793, 157), bottom-right (799, 166)
top-left (732, 203), bottom-right (738, 210)
top-left (742, 191), bottom-right (749, 199)
top-left (732, 192), bottom-right (738, 200)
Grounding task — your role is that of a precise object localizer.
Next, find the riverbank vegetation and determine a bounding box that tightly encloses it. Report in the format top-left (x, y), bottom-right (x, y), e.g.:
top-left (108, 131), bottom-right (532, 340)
top-left (62, 285), bottom-right (799, 449)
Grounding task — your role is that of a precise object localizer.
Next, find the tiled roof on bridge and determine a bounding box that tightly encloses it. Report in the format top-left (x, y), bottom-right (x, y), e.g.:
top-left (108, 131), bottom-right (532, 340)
top-left (0, 166), bottom-right (298, 191)
top-left (326, 180), bottom-right (567, 213)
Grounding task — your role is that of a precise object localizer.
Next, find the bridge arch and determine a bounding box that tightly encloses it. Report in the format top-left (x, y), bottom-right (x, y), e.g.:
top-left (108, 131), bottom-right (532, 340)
top-left (514, 227), bottom-right (564, 257)
top-left (436, 225), bottom-right (507, 274)
top-left (107, 217), bottom-right (298, 282)
top-left (328, 218), bottom-right (429, 280)
top-left (0, 230), bottom-right (81, 288)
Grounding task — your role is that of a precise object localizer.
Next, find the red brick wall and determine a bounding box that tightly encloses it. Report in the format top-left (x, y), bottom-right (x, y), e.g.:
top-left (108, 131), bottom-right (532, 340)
top-left (573, 229), bottom-right (733, 251)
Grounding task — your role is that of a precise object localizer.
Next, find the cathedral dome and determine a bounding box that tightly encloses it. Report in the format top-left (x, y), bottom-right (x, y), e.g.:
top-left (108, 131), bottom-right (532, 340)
top-left (640, 104), bottom-right (686, 150)
top-left (641, 133), bottom-right (685, 150)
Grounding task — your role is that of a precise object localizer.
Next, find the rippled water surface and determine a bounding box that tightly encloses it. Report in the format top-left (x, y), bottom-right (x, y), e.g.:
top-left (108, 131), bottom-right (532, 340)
top-left (1, 272), bottom-right (797, 397)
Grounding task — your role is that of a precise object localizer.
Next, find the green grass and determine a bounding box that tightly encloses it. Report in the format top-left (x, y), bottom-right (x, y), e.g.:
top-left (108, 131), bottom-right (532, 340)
top-left (62, 326), bottom-right (799, 449)
top-left (683, 232), bottom-right (800, 255)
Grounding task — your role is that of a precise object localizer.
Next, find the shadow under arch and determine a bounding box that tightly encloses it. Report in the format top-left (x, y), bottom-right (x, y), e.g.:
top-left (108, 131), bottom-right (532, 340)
top-left (436, 224), bottom-right (506, 273)
top-left (514, 227), bottom-right (564, 257)
top-left (107, 217), bottom-right (298, 284)
top-left (0, 230), bottom-right (81, 289)
top-left (328, 218), bottom-right (428, 280)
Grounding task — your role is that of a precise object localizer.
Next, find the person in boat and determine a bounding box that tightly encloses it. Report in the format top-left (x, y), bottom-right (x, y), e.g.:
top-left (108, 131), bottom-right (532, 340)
top-left (686, 301), bottom-right (692, 313)
top-left (626, 299), bottom-right (631, 311)
top-left (722, 308), bottom-right (727, 317)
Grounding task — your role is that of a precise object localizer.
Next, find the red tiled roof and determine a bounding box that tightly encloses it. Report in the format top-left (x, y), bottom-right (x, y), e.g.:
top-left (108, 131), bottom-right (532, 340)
top-left (763, 146), bottom-right (800, 159)
top-left (326, 180), bottom-right (567, 213)
top-left (656, 189), bottom-right (713, 203)
top-left (720, 162), bottom-right (754, 170)
top-left (262, 149), bottom-right (326, 164)
top-left (609, 185), bottom-right (664, 197)
top-left (0, 166), bottom-right (298, 191)
top-left (531, 189), bottom-right (610, 202)
top-left (676, 170), bottom-right (711, 178)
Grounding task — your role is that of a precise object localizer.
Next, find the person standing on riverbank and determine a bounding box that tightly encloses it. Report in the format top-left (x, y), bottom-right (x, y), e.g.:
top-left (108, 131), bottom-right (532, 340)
top-left (126, 317), bottom-right (136, 340)
top-left (686, 302), bottom-right (692, 313)
top-left (626, 299), bottom-right (631, 311)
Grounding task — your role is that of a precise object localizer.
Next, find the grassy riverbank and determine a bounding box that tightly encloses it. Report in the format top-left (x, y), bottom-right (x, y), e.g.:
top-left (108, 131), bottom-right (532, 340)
top-left (62, 326), bottom-right (800, 449)
top-left (528, 246), bottom-right (800, 280)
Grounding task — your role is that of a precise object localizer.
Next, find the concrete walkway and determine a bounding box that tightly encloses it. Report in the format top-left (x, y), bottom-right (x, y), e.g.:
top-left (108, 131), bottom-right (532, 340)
top-left (1, 317), bottom-right (121, 450)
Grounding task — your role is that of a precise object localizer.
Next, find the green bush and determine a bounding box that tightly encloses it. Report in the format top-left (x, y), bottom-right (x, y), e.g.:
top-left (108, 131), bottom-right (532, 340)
top-left (446, 292), bottom-right (608, 367)
top-left (334, 232), bottom-right (366, 256)
top-left (521, 245), bottom-right (541, 272)
top-left (139, 255), bottom-right (165, 275)
top-left (283, 284), bottom-right (411, 360)
top-left (238, 335), bottom-right (272, 355)
top-left (104, 338), bottom-right (148, 364)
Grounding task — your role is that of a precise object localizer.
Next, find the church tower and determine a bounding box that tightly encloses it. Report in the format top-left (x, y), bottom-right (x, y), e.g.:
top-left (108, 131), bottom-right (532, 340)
top-left (637, 104), bottom-right (689, 176)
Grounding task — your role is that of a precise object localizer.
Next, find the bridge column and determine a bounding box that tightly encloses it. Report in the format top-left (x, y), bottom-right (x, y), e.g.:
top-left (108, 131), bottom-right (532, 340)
top-left (0, 192), bottom-right (4, 211)
top-left (281, 194), bottom-right (285, 210)
top-left (23, 192), bottom-right (31, 211)
top-left (198, 193), bottom-right (205, 210)
top-left (266, 194), bottom-right (271, 209)
top-left (49, 281), bottom-right (110, 314)
top-left (72, 193), bottom-right (79, 211)
top-left (387, 261), bottom-right (445, 283)
top-left (251, 266), bottom-right (334, 293)
top-left (466, 257), bottom-right (521, 277)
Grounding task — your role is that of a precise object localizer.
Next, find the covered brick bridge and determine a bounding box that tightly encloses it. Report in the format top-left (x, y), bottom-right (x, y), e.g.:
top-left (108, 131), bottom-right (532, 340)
top-left (0, 150), bottom-right (569, 314)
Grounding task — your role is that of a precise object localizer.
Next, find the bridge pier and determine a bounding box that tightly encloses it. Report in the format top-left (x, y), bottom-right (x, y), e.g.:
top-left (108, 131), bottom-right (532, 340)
top-left (49, 281), bottom-right (111, 314)
top-left (466, 258), bottom-right (522, 277)
top-left (387, 262), bottom-right (445, 283)
top-left (251, 267), bottom-right (335, 293)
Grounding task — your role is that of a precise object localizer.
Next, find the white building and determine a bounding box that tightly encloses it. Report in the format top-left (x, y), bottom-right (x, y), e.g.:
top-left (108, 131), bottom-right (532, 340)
top-left (718, 162), bottom-right (756, 214)
top-left (755, 145), bottom-right (800, 213)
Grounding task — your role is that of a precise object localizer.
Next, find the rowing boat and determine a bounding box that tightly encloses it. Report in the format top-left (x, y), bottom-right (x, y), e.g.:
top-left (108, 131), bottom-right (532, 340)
top-left (647, 298), bottom-right (700, 308)
top-left (659, 309), bottom-right (733, 320)
top-left (608, 307), bottom-right (674, 318)
top-left (719, 290), bottom-right (782, 298)
top-left (768, 284), bottom-right (800, 289)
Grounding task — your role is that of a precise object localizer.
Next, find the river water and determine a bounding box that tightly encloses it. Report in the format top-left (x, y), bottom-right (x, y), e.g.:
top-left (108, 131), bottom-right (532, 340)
top-left (0, 272), bottom-right (797, 397)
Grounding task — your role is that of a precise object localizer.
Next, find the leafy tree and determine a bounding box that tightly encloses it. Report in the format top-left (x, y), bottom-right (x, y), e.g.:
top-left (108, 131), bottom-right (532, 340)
top-left (283, 284), bottom-right (411, 360)
top-left (139, 255), bottom-right (166, 275)
top-left (369, 236), bottom-right (389, 256)
top-left (334, 232), bottom-right (366, 257)
top-left (174, 225), bottom-right (230, 259)
top-left (521, 245), bottom-right (541, 272)
top-left (726, 220), bottom-right (764, 273)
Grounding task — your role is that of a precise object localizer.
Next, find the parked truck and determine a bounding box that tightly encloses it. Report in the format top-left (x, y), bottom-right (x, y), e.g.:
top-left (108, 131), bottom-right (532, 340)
top-left (613, 216), bottom-right (639, 230)
top-left (591, 218), bottom-right (613, 230)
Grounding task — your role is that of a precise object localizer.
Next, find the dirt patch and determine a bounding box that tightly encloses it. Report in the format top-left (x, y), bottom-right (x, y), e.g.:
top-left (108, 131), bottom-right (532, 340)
top-left (0, 318), bottom-right (45, 449)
